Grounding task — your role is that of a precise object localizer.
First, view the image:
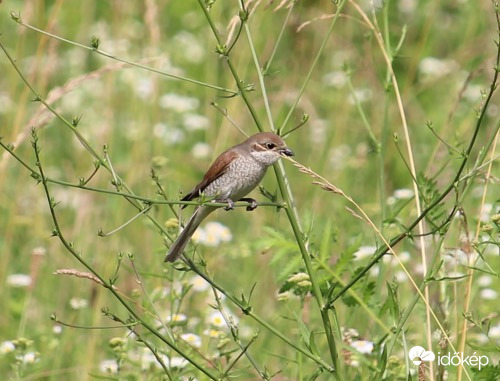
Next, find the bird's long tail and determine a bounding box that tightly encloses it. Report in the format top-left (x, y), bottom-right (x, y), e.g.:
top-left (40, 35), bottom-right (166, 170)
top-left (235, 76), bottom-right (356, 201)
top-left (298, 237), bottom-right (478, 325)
top-left (164, 206), bottom-right (214, 262)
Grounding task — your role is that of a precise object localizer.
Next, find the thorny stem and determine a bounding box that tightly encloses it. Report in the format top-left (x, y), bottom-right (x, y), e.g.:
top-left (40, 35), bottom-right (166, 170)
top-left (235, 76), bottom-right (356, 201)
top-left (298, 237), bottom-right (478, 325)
top-left (210, 287), bottom-right (265, 379)
top-left (0, 43), bottom-right (333, 373)
top-left (183, 257), bottom-right (334, 371)
top-left (279, 0), bottom-right (347, 134)
top-left (12, 15), bottom-right (237, 95)
top-left (332, 0), bottom-right (499, 306)
top-left (202, 0), bottom-right (349, 373)
top-left (352, 2), bottom-right (434, 376)
top-left (31, 131), bottom-right (218, 380)
top-left (0, 139), bottom-right (285, 210)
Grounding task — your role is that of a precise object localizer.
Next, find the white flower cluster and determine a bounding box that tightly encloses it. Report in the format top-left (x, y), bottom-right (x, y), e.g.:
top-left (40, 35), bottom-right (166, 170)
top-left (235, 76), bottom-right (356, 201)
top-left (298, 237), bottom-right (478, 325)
top-left (192, 222), bottom-right (232, 247)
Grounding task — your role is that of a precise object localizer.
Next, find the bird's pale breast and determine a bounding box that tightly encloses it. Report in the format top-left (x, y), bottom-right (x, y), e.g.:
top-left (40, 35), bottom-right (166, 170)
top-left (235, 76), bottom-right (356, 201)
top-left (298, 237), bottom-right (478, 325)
top-left (204, 155), bottom-right (266, 201)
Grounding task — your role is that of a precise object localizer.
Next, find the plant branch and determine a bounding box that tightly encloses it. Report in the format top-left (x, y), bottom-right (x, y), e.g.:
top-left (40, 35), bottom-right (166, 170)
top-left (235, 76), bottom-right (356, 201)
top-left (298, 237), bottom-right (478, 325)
top-left (10, 13), bottom-right (237, 95)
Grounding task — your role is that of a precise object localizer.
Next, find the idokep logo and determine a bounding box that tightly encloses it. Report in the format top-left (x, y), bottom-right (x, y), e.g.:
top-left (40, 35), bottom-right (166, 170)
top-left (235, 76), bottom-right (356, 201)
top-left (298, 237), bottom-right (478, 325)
top-left (409, 346), bottom-right (435, 365)
top-left (408, 346), bottom-right (490, 371)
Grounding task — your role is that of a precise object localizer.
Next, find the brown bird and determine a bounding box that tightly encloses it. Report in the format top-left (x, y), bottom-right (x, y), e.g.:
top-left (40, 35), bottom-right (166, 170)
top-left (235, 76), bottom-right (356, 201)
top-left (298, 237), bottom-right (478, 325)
top-left (165, 132), bottom-right (294, 262)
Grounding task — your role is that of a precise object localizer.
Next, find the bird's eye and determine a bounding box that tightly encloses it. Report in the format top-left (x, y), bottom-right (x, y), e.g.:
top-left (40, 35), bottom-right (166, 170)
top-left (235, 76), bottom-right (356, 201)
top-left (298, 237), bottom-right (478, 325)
top-left (266, 142), bottom-right (276, 149)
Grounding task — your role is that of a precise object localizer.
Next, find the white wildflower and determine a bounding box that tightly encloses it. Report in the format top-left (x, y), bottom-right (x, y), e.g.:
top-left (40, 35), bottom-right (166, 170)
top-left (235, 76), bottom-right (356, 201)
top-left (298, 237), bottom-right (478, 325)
top-left (309, 119), bottom-right (327, 144)
top-left (0, 341), bottom-right (15, 354)
top-left (173, 32), bottom-right (205, 63)
top-left (462, 84), bottom-right (483, 103)
top-left (479, 203), bottom-right (493, 223)
top-left (205, 222), bottom-right (232, 243)
top-left (419, 57), bottom-right (458, 79)
top-left (69, 297), bottom-right (88, 310)
top-left (194, 222), bottom-right (232, 247)
top-left (477, 275), bottom-right (492, 287)
top-left (348, 88), bottom-right (372, 105)
top-left (168, 356), bottom-right (188, 369)
top-left (354, 246), bottom-right (376, 260)
top-left (395, 271), bottom-right (407, 282)
top-left (208, 311), bottom-right (226, 328)
top-left (190, 275), bottom-right (209, 292)
top-left (183, 114), bottom-right (209, 131)
top-left (6, 274), bottom-right (32, 288)
top-left (159, 93), bottom-right (199, 112)
top-left (135, 77), bottom-right (154, 100)
top-left (140, 349), bottom-right (157, 370)
top-left (414, 264), bottom-right (425, 275)
top-left (191, 227), bottom-right (206, 244)
top-left (444, 248), bottom-right (468, 265)
top-left (18, 352), bottom-right (38, 365)
top-left (153, 122), bottom-right (168, 138)
top-left (180, 333), bottom-right (202, 348)
top-left (398, 0), bottom-right (416, 13)
top-left (32, 247), bottom-right (46, 256)
top-left (393, 188), bottom-right (414, 199)
top-left (166, 313), bottom-right (187, 324)
top-left (479, 289), bottom-right (497, 300)
top-left (100, 359), bottom-right (118, 374)
top-left (203, 329), bottom-right (224, 338)
top-left (351, 340), bottom-right (374, 354)
top-left (0, 92), bottom-right (13, 114)
top-left (329, 144), bottom-right (351, 171)
top-left (322, 71), bottom-right (347, 88)
top-left (489, 324), bottom-right (500, 338)
top-left (191, 142), bottom-right (211, 159)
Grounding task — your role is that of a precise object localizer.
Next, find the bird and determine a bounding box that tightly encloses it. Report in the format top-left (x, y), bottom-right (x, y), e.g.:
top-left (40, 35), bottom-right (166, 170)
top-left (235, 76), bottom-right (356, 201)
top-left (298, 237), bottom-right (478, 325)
top-left (165, 132), bottom-right (294, 262)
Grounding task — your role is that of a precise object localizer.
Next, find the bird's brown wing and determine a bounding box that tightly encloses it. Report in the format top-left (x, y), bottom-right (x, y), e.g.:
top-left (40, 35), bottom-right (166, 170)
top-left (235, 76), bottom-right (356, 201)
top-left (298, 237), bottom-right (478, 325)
top-left (181, 149), bottom-right (239, 203)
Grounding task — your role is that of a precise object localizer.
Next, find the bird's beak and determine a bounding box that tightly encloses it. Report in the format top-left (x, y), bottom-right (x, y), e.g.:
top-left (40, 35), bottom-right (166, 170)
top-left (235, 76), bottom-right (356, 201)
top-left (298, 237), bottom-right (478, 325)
top-left (280, 147), bottom-right (294, 157)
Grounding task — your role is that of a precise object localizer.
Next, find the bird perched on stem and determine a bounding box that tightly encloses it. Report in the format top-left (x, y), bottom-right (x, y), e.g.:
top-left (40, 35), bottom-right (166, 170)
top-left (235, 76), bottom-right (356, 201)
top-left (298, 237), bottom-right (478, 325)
top-left (165, 132), bottom-right (294, 262)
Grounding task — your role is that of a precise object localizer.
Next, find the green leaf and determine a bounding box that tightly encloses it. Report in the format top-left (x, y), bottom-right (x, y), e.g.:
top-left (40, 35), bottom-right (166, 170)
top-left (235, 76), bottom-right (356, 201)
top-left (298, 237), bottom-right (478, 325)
top-left (376, 344), bottom-right (388, 380)
top-left (470, 363), bottom-right (500, 380)
top-left (335, 237), bottom-right (361, 276)
top-left (293, 311), bottom-right (311, 348)
top-left (466, 340), bottom-right (500, 353)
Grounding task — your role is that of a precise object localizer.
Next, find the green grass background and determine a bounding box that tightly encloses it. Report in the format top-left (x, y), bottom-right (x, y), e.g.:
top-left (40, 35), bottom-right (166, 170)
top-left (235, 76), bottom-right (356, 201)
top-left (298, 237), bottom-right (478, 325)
top-left (0, 0), bottom-right (498, 379)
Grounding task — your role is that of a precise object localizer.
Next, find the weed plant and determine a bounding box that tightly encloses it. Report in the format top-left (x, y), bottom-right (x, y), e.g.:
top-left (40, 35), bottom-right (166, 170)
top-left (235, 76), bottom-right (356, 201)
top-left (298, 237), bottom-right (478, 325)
top-left (0, 1), bottom-right (498, 380)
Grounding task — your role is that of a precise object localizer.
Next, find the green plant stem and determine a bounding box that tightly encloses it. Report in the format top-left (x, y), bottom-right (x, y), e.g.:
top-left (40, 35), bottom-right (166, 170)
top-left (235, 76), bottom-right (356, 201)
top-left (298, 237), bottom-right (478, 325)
top-left (263, 0), bottom-right (296, 73)
top-left (12, 16), bottom-right (237, 95)
top-left (331, 42), bottom-right (499, 303)
top-left (184, 258), bottom-right (334, 371)
top-left (197, 0), bottom-right (264, 131)
top-left (281, 179), bottom-right (340, 375)
top-left (240, 3), bottom-right (275, 131)
top-left (376, 235), bottom-right (446, 381)
top-left (211, 287), bottom-right (265, 379)
top-left (0, 41), bottom-right (331, 373)
top-left (314, 258), bottom-right (392, 335)
top-left (32, 134), bottom-right (217, 380)
top-left (279, 0), bottom-right (347, 132)
top-left (0, 141), bottom-right (286, 210)
top-left (200, 0), bottom-right (356, 372)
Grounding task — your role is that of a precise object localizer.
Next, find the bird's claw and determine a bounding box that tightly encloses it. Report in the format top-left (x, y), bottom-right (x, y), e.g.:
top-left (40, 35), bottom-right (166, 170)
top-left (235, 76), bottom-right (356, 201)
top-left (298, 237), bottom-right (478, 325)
top-left (246, 200), bottom-right (258, 211)
top-left (223, 199), bottom-right (235, 211)
top-left (239, 197), bottom-right (258, 211)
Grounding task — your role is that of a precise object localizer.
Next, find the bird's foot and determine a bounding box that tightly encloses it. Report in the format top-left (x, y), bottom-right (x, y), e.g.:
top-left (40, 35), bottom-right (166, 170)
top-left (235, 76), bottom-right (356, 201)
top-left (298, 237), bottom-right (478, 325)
top-left (239, 197), bottom-right (258, 211)
top-left (218, 198), bottom-right (235, 211)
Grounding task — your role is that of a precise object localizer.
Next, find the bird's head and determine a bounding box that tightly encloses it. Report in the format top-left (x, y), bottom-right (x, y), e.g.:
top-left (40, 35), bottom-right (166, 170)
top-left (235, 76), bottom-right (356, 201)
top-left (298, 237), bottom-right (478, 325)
top-left (247, 132), bottom-right (294, 166)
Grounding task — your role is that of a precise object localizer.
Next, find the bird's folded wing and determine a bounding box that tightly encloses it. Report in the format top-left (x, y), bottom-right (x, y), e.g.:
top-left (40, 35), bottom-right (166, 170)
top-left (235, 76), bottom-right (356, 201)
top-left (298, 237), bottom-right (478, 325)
top-left (181, 149), bottom-right (239, 202)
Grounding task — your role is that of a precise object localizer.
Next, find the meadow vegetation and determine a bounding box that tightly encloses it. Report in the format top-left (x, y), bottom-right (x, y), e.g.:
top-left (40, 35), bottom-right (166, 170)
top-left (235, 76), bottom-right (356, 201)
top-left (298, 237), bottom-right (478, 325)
top-left (0, 0), bottom-right (498, 380)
